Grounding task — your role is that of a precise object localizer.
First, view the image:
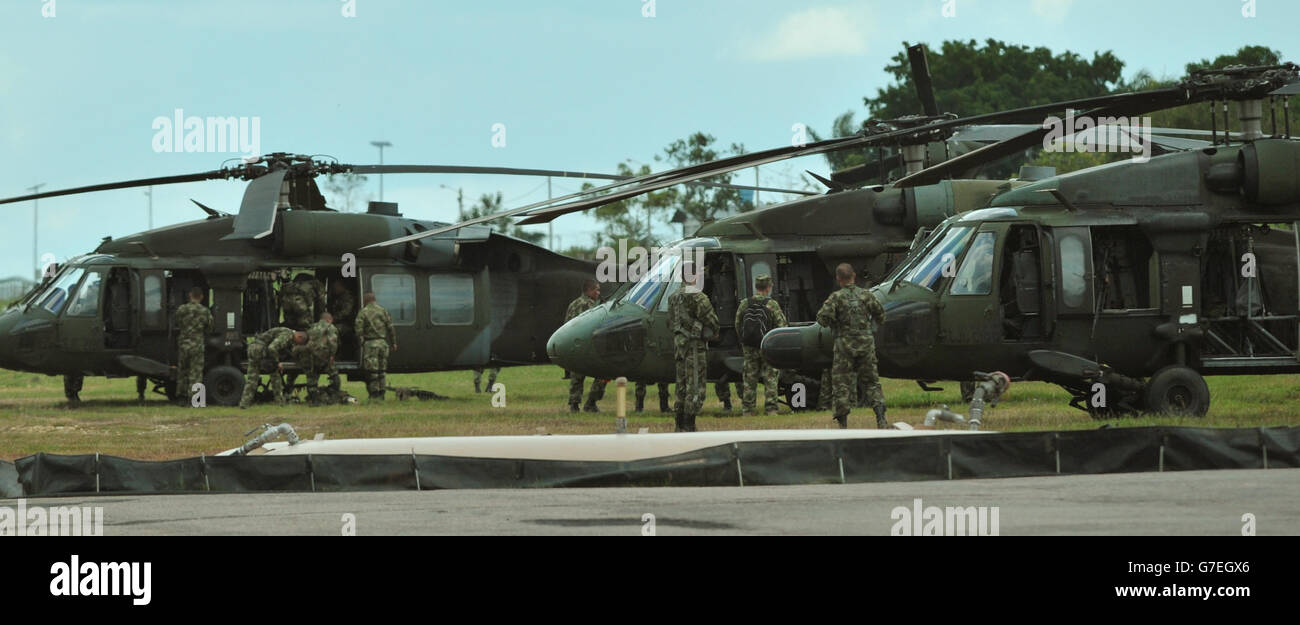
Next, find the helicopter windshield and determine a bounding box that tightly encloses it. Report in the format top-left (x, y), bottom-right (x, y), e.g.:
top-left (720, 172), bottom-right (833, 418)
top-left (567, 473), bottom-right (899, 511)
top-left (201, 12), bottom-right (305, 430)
top-left (622, 253), bottom-right (681, 310)
top-left (35, 266), bottom-right (86, 315)
top-left (898, 225), bottom-right (977, 291)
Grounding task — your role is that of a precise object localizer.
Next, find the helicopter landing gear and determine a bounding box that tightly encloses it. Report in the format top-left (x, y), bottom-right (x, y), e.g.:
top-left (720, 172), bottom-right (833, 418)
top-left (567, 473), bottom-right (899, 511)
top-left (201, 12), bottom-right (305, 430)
top-left (1143, 365), bottom-right (1210, 417)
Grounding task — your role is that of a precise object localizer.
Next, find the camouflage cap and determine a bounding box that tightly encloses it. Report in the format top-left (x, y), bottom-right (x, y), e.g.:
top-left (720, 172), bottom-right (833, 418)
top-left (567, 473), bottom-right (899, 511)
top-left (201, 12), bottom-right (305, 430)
top-left (754, 274), bottom-right (772, 289)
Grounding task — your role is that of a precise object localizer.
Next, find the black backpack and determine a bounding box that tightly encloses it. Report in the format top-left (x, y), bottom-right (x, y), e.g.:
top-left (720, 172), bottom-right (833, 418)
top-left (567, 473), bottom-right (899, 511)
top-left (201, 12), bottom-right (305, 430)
top-left (740, 298), bottom-right (773, 347)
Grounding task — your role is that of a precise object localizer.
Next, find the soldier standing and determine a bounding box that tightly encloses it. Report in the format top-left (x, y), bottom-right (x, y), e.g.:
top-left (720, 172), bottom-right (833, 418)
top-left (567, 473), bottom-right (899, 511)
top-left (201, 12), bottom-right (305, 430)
top-left (175, 287), bottom-right (213, 407)
top-left (564, 278), bottom-right (606, 412)
top-left (239, 328), bottom-right (305, 409)
top-left (473, 367), bottom-right (500, 393)
top-left (667, 262), bottom-right (718, 432)
top-left (816, 263), bottom-right (887, 429)
top-left (736, 273), bottom-right (787, 415)
top-left (634, 381), bottom-right (671, 413)
top-left (356, 292), bottom-right (396, 400)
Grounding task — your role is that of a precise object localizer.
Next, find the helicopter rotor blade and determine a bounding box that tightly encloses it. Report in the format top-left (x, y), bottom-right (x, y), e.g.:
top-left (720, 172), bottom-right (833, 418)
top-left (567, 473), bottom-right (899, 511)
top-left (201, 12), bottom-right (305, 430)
top-left (222, 169), bottom-right (287, 240)
top-left (343, 164), bottom-right (815, 197)
top-left (0, 170), bottom-right (230, 206)
top-left (907, 43), bottom-right (940, 117)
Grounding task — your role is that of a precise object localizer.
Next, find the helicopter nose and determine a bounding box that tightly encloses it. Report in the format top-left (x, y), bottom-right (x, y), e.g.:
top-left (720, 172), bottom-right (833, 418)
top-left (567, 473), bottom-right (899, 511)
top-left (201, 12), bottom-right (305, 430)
top-left (0, 308), bottom-right (25, 370)
top-left (547, 305), bottom-right (608, 379)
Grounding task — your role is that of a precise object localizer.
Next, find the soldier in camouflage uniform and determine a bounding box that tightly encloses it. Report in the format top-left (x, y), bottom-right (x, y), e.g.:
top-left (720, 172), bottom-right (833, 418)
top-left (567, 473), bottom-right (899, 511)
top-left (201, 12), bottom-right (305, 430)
top-left (736, 274), bottom-right (787, 415)
top-left (174, 287), bottom-right (213, 407)
top-left (63, 373), bottom-right (84, 404)
top-left (634, 381), bottom-right (671, 413)
top-left (564, 279), bottom-right (607, 412)
top-left (329, 280), bottom-right (357, 351)
top-left (296, 312), bottom-right (340, 405)
top-left (667, 262), bottom-right (718, 432)
top-left (816, 263), bottom-right (887, 429)
top-left (473, 367), bottom-right (500, 393)
top-left (356, 292), bottom-right (396, 400)
top-left (239, 327), bottom-right (304, 408)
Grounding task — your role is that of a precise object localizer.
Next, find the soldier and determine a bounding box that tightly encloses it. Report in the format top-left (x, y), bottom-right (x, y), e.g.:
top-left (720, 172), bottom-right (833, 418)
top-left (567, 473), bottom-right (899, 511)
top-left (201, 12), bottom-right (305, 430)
top-left (473, 367), bottom-right (500, 393)
top-left (565, 278), bottom-right (607, 412)
top-left (356, 292), bottom-right (396, 400)
top-left (634, 381), bottom-right (671, 413)
top-left (667, 261), bottom-right (718, 432)
top-left (239, 328), bottom-right (305, 408)
top-left (279, 274), bottom-right (310, 330)
top-left (175, 287), bottom-right (213, 407)
top-left (816, 263), bottom-right (887, 429)
top-left (713, 380), bottom-right (737, 412)
top-left (297, 312), bottom-right (340, 405)
top-left (736, 273), bottom-right (788, 415)
top-left (63, 373), bottom-right (83, 404)
top-left (328, 280), bottom-right (357, 350)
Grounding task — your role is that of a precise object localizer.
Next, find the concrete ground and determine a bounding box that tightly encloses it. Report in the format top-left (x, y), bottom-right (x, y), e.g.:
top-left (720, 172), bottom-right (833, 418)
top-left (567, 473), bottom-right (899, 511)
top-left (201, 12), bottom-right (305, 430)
top-left (10, 467), bottom-right (1297, 535)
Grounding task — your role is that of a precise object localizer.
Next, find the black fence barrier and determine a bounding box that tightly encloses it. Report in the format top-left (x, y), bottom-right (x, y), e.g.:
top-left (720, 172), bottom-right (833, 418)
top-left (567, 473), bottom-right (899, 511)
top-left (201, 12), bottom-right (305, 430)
top-left (4, 426), bottom-right (1299, 497)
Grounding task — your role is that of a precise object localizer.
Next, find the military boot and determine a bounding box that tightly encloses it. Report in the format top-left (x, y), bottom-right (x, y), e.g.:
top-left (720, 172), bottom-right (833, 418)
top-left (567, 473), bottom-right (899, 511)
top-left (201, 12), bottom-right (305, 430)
top-left (833, 413), bottom-right (848, 429)
top-left (474, 381), bottom-right (481, 394)
top-left (674, 407), bottom-right (686, 432)
top-left (722, 398), bottom-right (733, 412)
top-left (681, 413), bottom-right (697, 432)
top-left (569, 401), bottom-right (580, 413)
top-left (635, 394), bottom-right (645, 413)
top-left (583, 398), bottom-right (600, 413)
top-left (875, 405), bottom-right (889, 429)
top-left (659, 394), bottom-right (671, 414)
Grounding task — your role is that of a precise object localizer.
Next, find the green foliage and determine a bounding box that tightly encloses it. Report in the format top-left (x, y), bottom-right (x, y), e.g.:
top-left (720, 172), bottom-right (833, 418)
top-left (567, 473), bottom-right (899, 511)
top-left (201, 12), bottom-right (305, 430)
top-left (322, 172), bottom-right (371, 213)
top-left (594, 132), bottom-right (746, 246)
top-left (866, 39), bottom-right (1126, 119)
top-left (1028, 150), bottom-right (1121, 175)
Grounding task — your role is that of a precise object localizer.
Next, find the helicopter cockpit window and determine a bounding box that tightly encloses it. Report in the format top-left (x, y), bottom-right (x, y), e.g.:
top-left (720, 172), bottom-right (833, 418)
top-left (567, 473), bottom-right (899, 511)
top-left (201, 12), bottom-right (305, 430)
top-left (429, 274), bottom-right (474, 325)
top-left (950, 232), bottom-right (996, 296)
top-left (371, 274), bottom-right (416, 325)
top-left (39, 267), bottom-right (85, 315)
top-left (900, 226), bottom-right (976, 291)
top-left (625, 254), bottom-right (680, 311)
top-left (65, 270), bottom-right (103, 316)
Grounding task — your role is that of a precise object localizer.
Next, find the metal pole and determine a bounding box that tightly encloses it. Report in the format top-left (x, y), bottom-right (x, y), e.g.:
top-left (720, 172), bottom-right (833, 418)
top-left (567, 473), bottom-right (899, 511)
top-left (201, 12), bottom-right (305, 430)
top-left (754, 166), bottom-right (760, 208)
top-left (145, 186), bottom-right (153, 230)
top-left (547, 176), bottom-right (553, 250)
top-left (370, 140), bottom-right (392, 201)
top-left (27, 183), bottom-right (43, 281)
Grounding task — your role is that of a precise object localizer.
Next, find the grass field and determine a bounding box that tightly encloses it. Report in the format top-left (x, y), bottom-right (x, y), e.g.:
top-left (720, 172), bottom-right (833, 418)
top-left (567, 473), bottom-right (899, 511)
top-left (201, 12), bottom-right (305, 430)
top-left (1, 365), bottom-right (1298, 461)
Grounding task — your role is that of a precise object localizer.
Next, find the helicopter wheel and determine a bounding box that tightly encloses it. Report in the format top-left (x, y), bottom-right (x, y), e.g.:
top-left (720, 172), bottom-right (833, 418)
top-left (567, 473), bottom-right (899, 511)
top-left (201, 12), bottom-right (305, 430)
top-left (1143, 365), bottom-right (1210, 417)
top-left (204, 365), bottom-right (246, 407)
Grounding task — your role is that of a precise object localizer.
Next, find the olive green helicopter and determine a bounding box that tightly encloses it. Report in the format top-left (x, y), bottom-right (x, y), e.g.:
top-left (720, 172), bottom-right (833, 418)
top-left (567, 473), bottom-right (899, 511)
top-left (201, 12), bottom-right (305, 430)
top-left (0, 154), bottom-right (782, 406)
top-left (360, 52), bottom-right (1300, 421)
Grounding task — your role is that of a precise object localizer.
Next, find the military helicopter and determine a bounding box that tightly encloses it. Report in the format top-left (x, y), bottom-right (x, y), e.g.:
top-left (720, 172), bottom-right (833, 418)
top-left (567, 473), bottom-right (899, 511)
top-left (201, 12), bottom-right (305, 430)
top-left (759, 63), bottom-right (1300, 418)
top-left (358, 47), bottom-right (1268, 412)
top-left (0, 154), bottom-right (789, 406)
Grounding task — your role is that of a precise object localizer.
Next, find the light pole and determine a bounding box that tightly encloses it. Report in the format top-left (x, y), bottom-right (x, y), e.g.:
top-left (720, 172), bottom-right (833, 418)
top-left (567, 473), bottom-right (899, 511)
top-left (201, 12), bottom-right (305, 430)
top-left (27, 183), bottom-right (44, 281)
top-left (370, 140), bottom-right (392, 201)
top-left (144, 186), bottom-right (153, 230)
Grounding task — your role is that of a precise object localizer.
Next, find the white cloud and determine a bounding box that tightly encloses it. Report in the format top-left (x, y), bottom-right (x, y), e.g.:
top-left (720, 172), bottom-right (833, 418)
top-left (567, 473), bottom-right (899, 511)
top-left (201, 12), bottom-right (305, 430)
top-left (742, 6), bottom-right (873, 61)
top-left (1030, 0), bottom-right (1075, 23)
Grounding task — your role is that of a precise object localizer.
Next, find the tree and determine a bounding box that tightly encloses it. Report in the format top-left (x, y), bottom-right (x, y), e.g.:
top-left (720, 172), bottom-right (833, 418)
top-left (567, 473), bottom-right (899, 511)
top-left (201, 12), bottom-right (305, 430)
top-left (462, 192), bottom-right (545, 245)
top-left (322, 172), bottom-right (371, 212)
top-left (593, 132), bottom-right (746, 246)
top-left (865, 39), bottom-right (1126, 119)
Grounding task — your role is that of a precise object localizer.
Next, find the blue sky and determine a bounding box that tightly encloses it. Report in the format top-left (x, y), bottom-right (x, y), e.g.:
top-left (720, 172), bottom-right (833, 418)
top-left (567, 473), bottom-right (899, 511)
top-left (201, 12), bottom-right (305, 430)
top-left (0, 0), bottom-right (1293, 279)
